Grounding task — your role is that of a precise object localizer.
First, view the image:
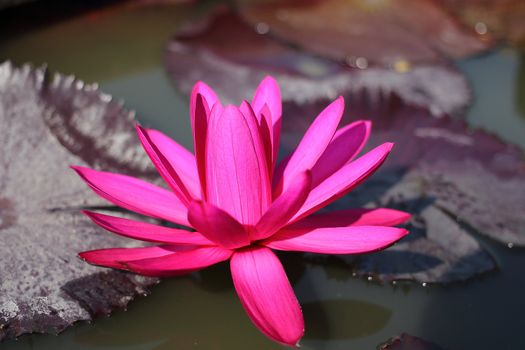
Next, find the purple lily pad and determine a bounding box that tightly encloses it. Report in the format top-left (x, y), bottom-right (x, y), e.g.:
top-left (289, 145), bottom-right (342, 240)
top-left (284, 92), bottom-right (525, 282)
top-left (234, 0), bottom-right (493, 65)
top-left (379, 333), bottom-right (447, 350)
top-left (342, 94), bottom-right (525, 248)
top-left (165, 8), bottom-right (471, 117)
top-left (0, 62), bottom-right (158, 340)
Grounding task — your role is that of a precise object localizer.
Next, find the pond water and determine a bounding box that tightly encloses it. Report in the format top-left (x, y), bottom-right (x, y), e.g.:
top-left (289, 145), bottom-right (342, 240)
top-left (1, 3), bottom-right (524, 350)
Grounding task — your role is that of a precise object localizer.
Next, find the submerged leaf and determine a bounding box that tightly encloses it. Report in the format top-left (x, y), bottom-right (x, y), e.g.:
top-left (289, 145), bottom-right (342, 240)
top-left (165, 8), bottom-right (471, 117)
top-left (0, 62), bottom-right (158, 340)
top-left (235, 0), bottom-right (492, 65)
top-left (379, 333), bottom-right (447, 350)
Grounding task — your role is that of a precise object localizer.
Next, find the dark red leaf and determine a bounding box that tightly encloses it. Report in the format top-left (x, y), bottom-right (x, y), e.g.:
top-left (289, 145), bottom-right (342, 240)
top-left (440, 0), bottom-right (525, 47)
top-left (379, 333), bottom-right (447, 350)
top-left (165, 8), bottom-right (472, 117)
top-left (235, 0), bottom-right (493, 65)
top-left (281, 92), bottom-right (525, 282)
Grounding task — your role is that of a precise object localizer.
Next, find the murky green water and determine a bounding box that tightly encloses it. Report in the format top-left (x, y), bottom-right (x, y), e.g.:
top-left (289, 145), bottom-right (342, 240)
top-left (1, 3), bottom-right (524, 350)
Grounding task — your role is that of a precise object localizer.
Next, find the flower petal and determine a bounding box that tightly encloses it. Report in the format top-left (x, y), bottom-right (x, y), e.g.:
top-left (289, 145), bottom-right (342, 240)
top-left (274, 96), bottom-right (344, 195)
top-left (288, 208), bottom-right (411, 230)
top-left (259, 104), bottom-right (276, 174)
top-left (251, 76), bottom-right (282, 166)
top-left (79, 246), bottom-right (178, 270)
top-left (187, 201), bottom-right (250, 249)
top-left (71, 166), bottom-right (189, 226)
top-left (230, 247), bottom-right (304, 347)
top-left (265, 226), bottom-right (408, 254)
top-left (205, 105), bottom-right (271, 224)
top-left (240, 100), bottom-right (272, 174)
top-left (136, 125), bottom-right (193, 205)
top-left (83, 211), bottom-right (214, 245)
top-left (190, 82), bottom-right (220, 198)
top-left (125, 246), bottom-right (232, 277)
top-left (291, 143), bottom-right (394, 222)
top-left (143, 129), bottom-right (201, 198)
top-left (254, 171), bottom-right (311, 241)
top-left (311, 120), bottom-right (371, 187)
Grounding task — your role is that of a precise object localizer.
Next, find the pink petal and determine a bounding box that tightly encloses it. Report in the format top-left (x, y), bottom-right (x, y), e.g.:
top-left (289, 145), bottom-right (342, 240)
top-left (125, 246), bottom-right (232, 277)
top-left (265, 226), bottom-right (408, 254)
top-left (205, 105), bottom-right (271, 225)
top-left (288, 208), bottom-right (411, 230)
top-left (253, 171), bottom-right (311, 241)
top-left (251, 76), bottom-right (282, 164)
top-left (190, 82), bottom-right (220, 198)
top-left (230, 247), bottom-right (304, 347)
top-left (136, 125), bottom-right (194, 206)
top-left (143, 129), bottom-right (201, 198)
top-left (79, 246), bottom-right (178, 270)
top-left (259, 104), bottom-right (276, 174)
top-left (311, 120), bottom-right (371, 187)
top-left (187, 201), bottom-right (250, 249)
top-left (240, 101), bottom-right (272, 174)
top-left (274, 97), bottom-right (344, 196)
top-left (72, 166), bottom-right (189, 226)
top-left (83, 211), bottom-right (214, 245)
top-left (190, 81), bottom-right (220, 128)
top-left (252, 76), bottom-right (282, 124)
top-left (291, 143), bottom-right (394, 222)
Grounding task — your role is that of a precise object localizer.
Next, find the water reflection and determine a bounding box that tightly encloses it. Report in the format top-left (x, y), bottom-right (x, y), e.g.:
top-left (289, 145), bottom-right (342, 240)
top-left (303, 300), bottom-right (391, 340)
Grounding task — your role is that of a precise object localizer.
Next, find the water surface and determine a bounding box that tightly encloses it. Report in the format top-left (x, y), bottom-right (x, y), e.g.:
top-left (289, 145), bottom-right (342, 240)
top-left (1, 3), bottom-right (524, 349)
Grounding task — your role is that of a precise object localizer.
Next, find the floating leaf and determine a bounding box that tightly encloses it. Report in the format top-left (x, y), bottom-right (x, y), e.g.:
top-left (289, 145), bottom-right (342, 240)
top-left (165, 8), bottom-right (471, 117)
top-left (0, 62), bottom-right (158, 340)
top-left (379, 333), bottom-right (447, 350)
top-left (235, 0), bottom-right (492, 65)
top-left (347, 95), bottom-right (525, 248)
top-left (441, 0), bottom-right (525, 47)
top-left (282, 92), bottom-right (525, 282)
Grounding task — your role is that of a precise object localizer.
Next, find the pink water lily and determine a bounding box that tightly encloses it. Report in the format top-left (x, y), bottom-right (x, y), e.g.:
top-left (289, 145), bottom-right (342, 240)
top-left (72, 77), bottom-right (409, 347)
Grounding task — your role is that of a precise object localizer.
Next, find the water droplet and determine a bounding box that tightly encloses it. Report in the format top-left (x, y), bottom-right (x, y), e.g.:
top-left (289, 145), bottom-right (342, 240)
top-left (475, 22), bottom-right (488, 35)
top-left (508, 242), bottom-right (514, 249)
top-left (394, 60), bottom-right (411, 73)
top-left (255, 22), bottom-right (270, 35)
top-left (355, 57), bottom-right (368, 69)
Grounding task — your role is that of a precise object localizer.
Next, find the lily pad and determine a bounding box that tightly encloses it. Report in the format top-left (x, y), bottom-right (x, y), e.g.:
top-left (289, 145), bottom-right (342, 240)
top-left (379, 333), bottom-right (447, 350)
top-left (0, 62), bottom-right (157, 340)
top-left (165, 8), bottom-right (471, 117)
top-left (342, 95), bottom-right (525, 248)
top-left (441, 0), bottom-right (525, 47)
top-left (235, 0), bottom-right (492, 65)
top-left (283, 92), bottom-right (525, 282)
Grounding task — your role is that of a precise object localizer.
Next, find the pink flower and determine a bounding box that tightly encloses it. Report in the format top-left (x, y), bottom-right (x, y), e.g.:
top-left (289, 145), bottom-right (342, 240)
top-left (72, 77), bottom-right (409, 347)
